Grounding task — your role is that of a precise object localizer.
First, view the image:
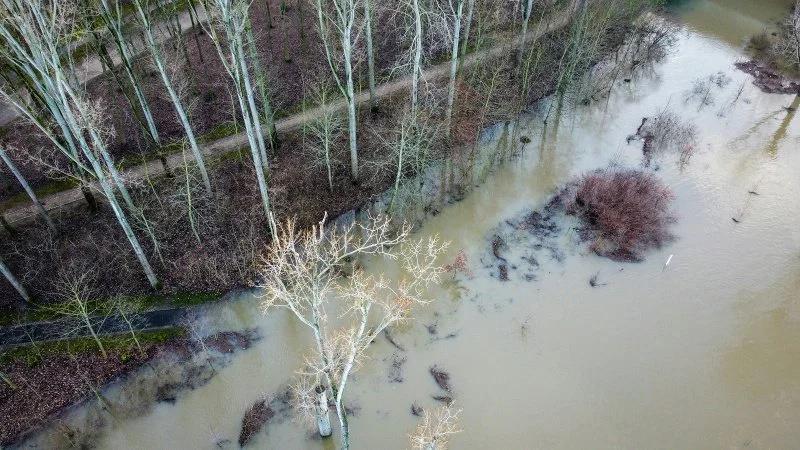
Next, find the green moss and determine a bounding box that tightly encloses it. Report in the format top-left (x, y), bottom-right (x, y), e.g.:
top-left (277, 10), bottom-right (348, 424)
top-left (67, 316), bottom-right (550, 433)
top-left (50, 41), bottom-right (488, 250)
top-left (0, 292), bottom-right (220, 327)
top-left (0, 179), bottom-right (79, 212)
top-left (0, 327), bottom-right (185, 366)
top-left (198, 121), bottom-right (241, 144)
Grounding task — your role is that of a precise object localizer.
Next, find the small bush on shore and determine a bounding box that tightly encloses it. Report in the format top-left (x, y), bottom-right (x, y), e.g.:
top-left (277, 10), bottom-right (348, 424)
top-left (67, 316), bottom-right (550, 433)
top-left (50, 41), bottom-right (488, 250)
top-left (562, 169), bottom-right (675, 261)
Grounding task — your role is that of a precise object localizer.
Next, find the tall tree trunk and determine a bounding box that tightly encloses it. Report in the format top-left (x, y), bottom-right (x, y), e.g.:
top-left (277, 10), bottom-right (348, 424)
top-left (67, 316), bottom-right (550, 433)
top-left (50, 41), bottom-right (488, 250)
top-left (459, 0), bottom-right (476, 58)
top-left (516, 0), bottom-right (534, 71)
top-left (411, 0), bottom-right (423, 115)
top-left (237, 38), bottom-right (271, 172)
top-left (444, 0), bottom-right (465, 136)
top-left (0, 253), bottom-right (30, 306)
top-left (315, 385), bottom-right (332, 437)
top-left (364, 0), bottom-right (377, 112)
top-left (245, 20), bottom-right (279, 149)
top-left (0, 146), bottom-right (55, 230)
top-left (343, 35), bottom-right (359, 182)
top-left (57, 80), bottom-right (161, 290)
top-left (99, 0), bottom-right (162, 148)
top-left (133, 1), bottom-right (212, 194)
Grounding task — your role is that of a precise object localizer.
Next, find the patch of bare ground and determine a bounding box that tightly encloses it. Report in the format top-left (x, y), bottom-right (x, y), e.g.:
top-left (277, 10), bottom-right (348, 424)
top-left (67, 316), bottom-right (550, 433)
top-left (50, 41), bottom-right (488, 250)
top-left (735, 60), bottom-right (800, 95)
top-left (561, 168), bottom-right (675, 262)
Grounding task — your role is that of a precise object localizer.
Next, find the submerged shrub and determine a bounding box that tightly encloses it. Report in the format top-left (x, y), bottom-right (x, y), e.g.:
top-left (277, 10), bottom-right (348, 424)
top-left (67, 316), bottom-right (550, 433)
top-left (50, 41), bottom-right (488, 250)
top-left (562, 169), bottom-right (675, 262)
top-left (749, 31), bottom-right (771, 54)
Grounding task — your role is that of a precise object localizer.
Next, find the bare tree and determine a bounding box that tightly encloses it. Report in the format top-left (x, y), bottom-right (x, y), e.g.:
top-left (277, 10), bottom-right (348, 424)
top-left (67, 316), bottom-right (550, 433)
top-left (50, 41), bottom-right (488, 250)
top-left (364, 0), bottom-right (378, 111)
top-left (371, 112), bottom-right (439, 210)
top-left (776, 1), bottom-right (800, 69)
top-left (314, 0), bottom-right (364, 181)
top-left (436, 0), bottom-right (467, 135)
top-left (303, 83), bottom-right (344, 192)
top-left (203, 0), bottom-right (277, 237)
top-left (245, 18), bottom-right (279, 148)
top-left (130, 0), bottom-right (213, 194)
top-left (259, 215), bottom-right (448, 449)
top-left (0, 0), bottom-right (160, 288)
top-left (95, 0), bottom-right (162, 149)
top-left (46, 271), bottom-right (110, 357)
top-left (409, 403), bottom-right (462, 450)
top-left (458, 0), bottom-right (475, 58)
top-left (516, 0), bottom-right (536, 69)
top-left (0, 0), bottom-right (99, 208)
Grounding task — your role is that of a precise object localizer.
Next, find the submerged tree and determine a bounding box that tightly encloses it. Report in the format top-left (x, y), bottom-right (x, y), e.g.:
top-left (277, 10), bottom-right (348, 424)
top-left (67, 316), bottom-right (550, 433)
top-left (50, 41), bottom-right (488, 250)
top-left (409, 403), bottom-right (462, 450)
top-left (258, 215), bottom-right (447, 449)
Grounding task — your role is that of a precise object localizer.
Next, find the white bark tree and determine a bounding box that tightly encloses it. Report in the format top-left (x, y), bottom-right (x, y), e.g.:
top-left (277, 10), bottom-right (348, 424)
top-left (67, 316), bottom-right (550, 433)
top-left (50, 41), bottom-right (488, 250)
top-left (245, 19), bottom-right (279, 148)
top-left (459, 0), bottom-right (475, 58)
top-left (130, 0), bottom-right (213, 194)
top-left (364, 0), bottom-right (378, 112)
top-left (392, 0), bottom-right (428, 116)
top-left (259, 215), bottom-right (448, 449)
top-left (516, 0), bottom-right (535, 69)
top-left (203, 0), bottom-right (276, 237)
top-left (409, 404), bottom-right (462, 450)
top-left (95, 0), bottom-right (162, 149)
top-left (410, 0), bottom-right (423, 117)
top-left (439, 0), bottom-right (466, 135)
top-left (0, 145), bottom-right (55, 230)
top-left (314, 0), bottom-right (364, 182)
top-left (0, 0), bottom-right (99, 208)
top-left (0, 0), bottom-right (160, 288)
top-left (304, 84), bottom-right (344, 192)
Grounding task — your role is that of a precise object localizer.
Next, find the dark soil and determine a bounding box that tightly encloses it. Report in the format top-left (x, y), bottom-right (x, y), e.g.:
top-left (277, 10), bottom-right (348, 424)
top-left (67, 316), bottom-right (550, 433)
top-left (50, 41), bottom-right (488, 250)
top-left (0, 330), bottom-right (254, 446)
top-left (735, 60), bottom-right (800, 94)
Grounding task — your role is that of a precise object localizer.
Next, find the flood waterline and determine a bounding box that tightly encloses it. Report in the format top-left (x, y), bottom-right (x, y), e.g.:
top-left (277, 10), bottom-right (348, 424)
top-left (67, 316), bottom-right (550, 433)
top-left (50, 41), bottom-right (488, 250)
top-left (22, 1), bottom-right (800, 449)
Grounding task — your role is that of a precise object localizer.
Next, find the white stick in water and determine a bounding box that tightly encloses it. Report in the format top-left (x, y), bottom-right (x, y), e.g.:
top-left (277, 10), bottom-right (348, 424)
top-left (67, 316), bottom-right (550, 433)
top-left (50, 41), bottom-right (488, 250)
top-left (663, 254), bottom-right (673, 271)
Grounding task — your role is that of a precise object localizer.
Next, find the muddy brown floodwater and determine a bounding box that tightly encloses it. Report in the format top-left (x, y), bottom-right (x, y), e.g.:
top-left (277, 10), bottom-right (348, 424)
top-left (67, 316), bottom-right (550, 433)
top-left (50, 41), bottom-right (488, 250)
top-left (22, 1), bottom-right (800, 449)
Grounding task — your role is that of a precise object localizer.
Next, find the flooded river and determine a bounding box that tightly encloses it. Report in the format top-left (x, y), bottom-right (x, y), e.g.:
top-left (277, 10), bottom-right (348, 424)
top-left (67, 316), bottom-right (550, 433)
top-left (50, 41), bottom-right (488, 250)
top-left (29, 0), bottom-right (800, 448)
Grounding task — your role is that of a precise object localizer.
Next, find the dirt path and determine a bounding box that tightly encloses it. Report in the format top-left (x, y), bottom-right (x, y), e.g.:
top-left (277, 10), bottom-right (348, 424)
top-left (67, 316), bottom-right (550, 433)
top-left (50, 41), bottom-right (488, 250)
top-left (3, 10), bottom-right (572, 228)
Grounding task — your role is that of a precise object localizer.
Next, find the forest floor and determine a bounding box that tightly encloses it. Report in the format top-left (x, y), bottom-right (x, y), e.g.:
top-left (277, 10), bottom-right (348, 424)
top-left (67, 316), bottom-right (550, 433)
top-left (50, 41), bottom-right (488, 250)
top-left (2, 8), bottom-right (573, 228)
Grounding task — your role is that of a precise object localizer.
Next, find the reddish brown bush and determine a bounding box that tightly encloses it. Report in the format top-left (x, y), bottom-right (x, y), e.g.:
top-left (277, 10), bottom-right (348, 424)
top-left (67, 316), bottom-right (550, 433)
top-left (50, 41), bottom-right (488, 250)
top-left (563, 169), bottom-right (675, 262)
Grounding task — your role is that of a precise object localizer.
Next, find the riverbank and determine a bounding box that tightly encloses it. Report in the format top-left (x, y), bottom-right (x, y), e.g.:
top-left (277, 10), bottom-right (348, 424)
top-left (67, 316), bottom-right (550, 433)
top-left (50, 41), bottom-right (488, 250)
top-left (47, 1), bottom-right (800, 448)
top-left (0, 1), bottom-right (661, 445)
